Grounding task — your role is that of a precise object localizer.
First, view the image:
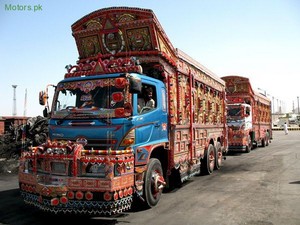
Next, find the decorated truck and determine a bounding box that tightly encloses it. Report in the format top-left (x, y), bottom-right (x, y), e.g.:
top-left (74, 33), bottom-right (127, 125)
top-left (19, 7), bottom-right (228, 215)
top-left (221, 75), bottom-right (272, 152)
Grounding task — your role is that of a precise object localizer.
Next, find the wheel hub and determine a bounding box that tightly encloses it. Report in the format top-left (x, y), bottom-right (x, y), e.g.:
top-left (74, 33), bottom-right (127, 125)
top-left (152, 171), bottom-right (166, 195)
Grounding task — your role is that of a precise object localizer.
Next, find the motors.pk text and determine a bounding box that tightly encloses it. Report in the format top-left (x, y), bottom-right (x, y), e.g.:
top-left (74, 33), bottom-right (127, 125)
top-left (5, 4), bottom-right (43, 12)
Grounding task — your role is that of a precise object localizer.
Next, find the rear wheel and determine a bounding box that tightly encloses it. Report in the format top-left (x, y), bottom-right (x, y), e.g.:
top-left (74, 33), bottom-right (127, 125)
top-left (201, 144), bottom-right (215, 175)
top-left (143, 158), bottom-right (165, 207)
top-left (261, 138), bottom-right (266, 147)
top-left (214, 142), bottom-right (222, 170)
top-left (266, 132), bottom-right (270, 146)
top-left (265, 137), bottom-right (269, 146)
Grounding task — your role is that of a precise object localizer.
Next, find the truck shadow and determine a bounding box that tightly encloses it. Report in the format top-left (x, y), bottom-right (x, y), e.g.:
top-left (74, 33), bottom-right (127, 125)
top-left (0, 188), bottom-right (127, 225)
top-left (225, 152), bottom-right (244, 156)
top-left (289, 181), bottom-right (300, 184)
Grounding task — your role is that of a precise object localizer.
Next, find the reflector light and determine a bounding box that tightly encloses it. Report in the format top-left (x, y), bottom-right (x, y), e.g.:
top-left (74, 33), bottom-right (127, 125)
top-left (51, 198), bottom-right (59, 206)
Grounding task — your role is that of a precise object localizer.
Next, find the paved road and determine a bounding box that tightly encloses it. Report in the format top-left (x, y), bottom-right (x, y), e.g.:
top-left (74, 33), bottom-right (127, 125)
top-left (0, 131), bottom-right (299, 225)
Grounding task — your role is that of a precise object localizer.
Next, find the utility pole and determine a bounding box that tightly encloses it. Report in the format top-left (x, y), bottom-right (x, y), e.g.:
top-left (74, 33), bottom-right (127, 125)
top-left (12, 85), bottom-right (17, 116)
top-left (292, 101), bottom-right (295, 113)
top-left (272, 96), bottom-right (274, 114)
top-left (24, 88), bottom-right (27, 117)
top-left (297, 96), bottom-right (299, 114)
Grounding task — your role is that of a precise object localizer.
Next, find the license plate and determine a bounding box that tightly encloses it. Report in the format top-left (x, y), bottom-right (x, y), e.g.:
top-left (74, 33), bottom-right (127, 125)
top-left (51, 162), bottom-right (67, 174)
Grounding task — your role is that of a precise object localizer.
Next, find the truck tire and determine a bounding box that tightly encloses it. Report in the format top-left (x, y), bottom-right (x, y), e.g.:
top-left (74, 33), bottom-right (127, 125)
top-left (246, 135), bottom-right (252, 153)
top-left (261, 138), bottom-right (266, 147)
top-left (214, 142), bottom-right (222, 170)
top-left (143, 158), bottom-right (164, 207)
top-left (266, 132), bottom-right (270, 146)
top-left (201, 144), bottom-right (215, 175)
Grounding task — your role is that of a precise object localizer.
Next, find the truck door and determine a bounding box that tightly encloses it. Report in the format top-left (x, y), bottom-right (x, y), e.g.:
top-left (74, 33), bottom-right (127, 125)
top-left (134, 82), bottom-right (168, 146)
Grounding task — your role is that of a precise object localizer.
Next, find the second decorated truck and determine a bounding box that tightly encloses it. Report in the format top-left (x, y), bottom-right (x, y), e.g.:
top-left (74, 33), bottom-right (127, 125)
top-left (221, 75), bottom-right (272, 152)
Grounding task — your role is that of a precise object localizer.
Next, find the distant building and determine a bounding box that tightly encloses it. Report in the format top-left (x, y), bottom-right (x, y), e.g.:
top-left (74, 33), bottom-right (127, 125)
top-left (0, 116), bottom-right (30, 135)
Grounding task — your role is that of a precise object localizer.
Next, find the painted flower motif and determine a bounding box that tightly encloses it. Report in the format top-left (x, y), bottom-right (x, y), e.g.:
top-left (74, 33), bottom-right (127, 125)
top-left (115, 108), bottom-right (125, 117)
top-left (104, 191), bottom-right (112, 201)
top-left (80, 81), bottom-right (95, 93)
top-left (112, 92), bottom-right (124, 102)
top-left (115, 77), bottom-right (127, 89)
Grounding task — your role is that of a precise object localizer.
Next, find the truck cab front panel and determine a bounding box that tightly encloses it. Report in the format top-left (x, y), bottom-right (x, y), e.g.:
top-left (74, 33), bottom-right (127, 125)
top-left (19, 141), bottom-right (135, 215)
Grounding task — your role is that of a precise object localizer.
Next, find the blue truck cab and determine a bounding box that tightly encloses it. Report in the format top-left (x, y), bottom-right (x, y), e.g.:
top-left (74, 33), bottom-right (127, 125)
top-left (47, 73), bottom-right (168, 153)
top-left (19, 72), bottom-right (170, 214)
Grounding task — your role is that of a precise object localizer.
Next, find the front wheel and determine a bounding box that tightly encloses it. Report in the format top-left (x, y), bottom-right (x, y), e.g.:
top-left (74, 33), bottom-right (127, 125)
top-left (246, 135), bottom-right (252, 153)
top-left (143, 158), bottom-right (166, 208)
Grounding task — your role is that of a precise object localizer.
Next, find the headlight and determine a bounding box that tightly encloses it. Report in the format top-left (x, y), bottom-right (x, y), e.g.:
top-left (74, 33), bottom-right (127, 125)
top-left (120, 129), bottom-right (135, 146)
top-left (83, 163), bottom-right (108, 178)
top-left (51, 161), bottom-right (67, 174)
top-left (46, 147), bottom-right (66, 154)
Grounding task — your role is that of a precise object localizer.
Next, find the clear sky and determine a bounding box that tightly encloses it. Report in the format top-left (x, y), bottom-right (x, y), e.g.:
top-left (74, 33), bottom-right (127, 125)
top-left (1, 0), bottom-right (300, 117)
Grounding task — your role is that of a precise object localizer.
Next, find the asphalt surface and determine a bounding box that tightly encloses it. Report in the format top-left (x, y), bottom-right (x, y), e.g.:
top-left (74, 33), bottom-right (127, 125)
top-left (0, 131), bottom-right (299, 225)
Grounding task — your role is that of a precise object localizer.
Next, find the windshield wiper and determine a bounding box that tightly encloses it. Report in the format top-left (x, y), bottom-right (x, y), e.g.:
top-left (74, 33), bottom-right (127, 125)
top-left (99, 118), bottom-right (111, 124)
top-left (56, 108), bottom-right (95, 124)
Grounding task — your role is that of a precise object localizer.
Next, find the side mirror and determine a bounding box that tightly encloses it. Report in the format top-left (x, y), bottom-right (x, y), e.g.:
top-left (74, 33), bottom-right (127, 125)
top-left (39, 91), bottom-right (48, 106)
top-left (128, 75), bottom-right (142, 93)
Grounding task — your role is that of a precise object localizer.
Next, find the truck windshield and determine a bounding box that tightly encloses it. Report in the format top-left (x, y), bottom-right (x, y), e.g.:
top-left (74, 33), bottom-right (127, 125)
top-left (52, 78), bottom-right (132, 119)
top-left (227, 107), bottom-right (241, 117)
